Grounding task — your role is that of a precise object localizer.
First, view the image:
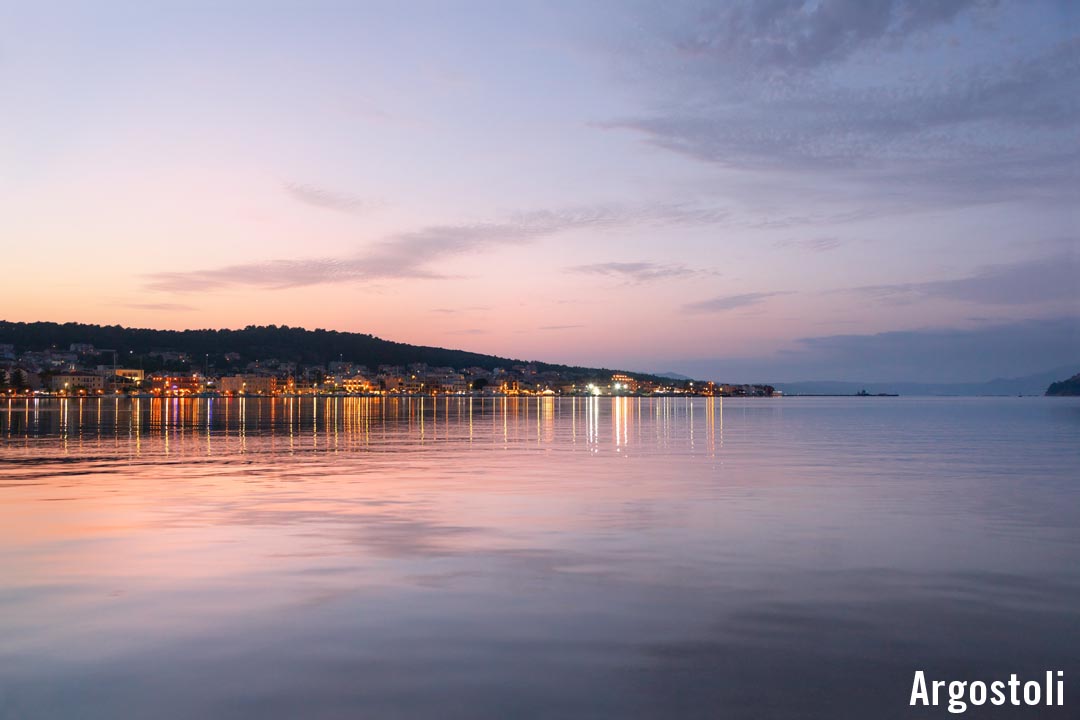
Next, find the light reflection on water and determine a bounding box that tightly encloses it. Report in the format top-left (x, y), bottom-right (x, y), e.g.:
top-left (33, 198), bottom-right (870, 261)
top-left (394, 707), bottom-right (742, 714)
top-left (0, 396), bottom-right (727, 460)
top-left (1, 396), bottom-right (1079, 719)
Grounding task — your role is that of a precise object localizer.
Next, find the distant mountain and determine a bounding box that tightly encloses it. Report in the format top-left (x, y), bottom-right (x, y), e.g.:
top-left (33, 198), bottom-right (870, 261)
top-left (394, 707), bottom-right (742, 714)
top-left (778, 365), bottom-right (1080, 396)
top-left (1046, 373), bottom-right (1080, 396)
top-left (0, 320), bottom-right (680, 383)
top-left (655, 371), bottom-right (693, 381)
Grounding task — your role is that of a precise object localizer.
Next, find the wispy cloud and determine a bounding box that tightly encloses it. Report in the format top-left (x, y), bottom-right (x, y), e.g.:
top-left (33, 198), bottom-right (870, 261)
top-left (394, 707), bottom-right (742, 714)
top-left (788, 315), bottom-right (1080, 382)
top-left (121, 302), bottom-right (199, 311)
top-left (607, 43), bottom-right (1080, 176)
top-left (683, 291), bottom-right (789, 313)
top-left (538, 324), bottom-right (584, 331)
top-left (285, 183), bottom-right (369, 214)
top-left (568, 261), bottom-right (703, 283)
top-left (670, 0), bottom-right (990, 74)
top-left (431, 306), bottom-right (490, 314)
top-left (145, 203), bottom-right (728, 293)
top-left (672, 316), bottom-right (1080, 384)
top-left (147, 258), bottom-right (381, 293)
top-left (853, 253), bottom-right (1079, 306)
top-left (600, 5), bottom-right (1080, 203)
top-left (775, 237), bottom-right (844, 252)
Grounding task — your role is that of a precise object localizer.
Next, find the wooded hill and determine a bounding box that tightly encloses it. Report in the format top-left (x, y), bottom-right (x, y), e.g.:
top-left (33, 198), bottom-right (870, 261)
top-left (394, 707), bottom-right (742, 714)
top-left (1046, 373), bottom-right (1080, 396)
top-left (0, 321), bottom-right (678, 382)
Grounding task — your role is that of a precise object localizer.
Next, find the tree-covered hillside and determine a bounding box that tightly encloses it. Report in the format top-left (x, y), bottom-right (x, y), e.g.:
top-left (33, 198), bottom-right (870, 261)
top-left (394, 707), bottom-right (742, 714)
top-left (1046, 373), bottom-right (1080, 396)
top-left (0, 321), bottom-right (671, 381)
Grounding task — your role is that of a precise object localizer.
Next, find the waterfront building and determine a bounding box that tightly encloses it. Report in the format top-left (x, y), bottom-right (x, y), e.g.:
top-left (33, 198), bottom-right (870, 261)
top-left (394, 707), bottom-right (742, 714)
top-left (611, 373), bottom-right (638, 393)
top-left (341, 376), bottom-right (374, 394)
top-left (219, 375), bottom-right (278, 395)
top-left (150, 374), bottom-right (202, 396)
top-left (50, 372), bottom-right (105, 393)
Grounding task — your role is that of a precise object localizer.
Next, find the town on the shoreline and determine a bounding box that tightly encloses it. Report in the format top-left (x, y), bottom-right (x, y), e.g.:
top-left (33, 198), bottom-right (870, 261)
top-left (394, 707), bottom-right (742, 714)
top-left (0, 342), bottom-right (777, 398)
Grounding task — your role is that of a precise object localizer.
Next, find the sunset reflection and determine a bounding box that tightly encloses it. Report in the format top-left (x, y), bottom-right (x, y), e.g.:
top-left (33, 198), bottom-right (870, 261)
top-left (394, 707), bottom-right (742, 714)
top-left (3, 397), bottom-right (1079, 719)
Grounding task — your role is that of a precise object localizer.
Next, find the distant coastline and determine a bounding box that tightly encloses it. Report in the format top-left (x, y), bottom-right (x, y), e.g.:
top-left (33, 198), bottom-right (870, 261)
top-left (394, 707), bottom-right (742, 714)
top-left (0, 320), bottom-right (774, 399)
top-left (783, 392), bottom-right (899, 397)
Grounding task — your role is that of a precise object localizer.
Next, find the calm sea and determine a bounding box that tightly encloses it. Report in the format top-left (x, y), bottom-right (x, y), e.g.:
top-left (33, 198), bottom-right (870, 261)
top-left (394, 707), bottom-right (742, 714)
top-left (2, 396), bottom-right (1078, 719)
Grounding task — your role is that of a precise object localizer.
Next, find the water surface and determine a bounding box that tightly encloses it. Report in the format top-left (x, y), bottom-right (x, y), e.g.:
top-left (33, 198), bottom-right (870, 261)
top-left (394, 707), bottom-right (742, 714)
top-left (2, 396), bottom-right (1079, 718)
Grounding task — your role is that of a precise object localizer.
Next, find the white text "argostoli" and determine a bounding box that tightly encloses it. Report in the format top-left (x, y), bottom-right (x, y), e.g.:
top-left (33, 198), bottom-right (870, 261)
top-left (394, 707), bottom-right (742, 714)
top-left (911, 671), bottom-right (1064, 714)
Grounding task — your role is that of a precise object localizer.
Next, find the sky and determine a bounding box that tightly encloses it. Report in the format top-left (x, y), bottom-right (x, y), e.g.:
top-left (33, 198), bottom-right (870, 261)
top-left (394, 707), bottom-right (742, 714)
top-left (1, 0), bottom-right (1077, 382)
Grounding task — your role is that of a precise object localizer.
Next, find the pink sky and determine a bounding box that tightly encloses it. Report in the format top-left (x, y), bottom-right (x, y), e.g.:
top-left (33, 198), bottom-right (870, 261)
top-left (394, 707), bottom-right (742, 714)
top-left (2, 1), bottom-right (1076, 380)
